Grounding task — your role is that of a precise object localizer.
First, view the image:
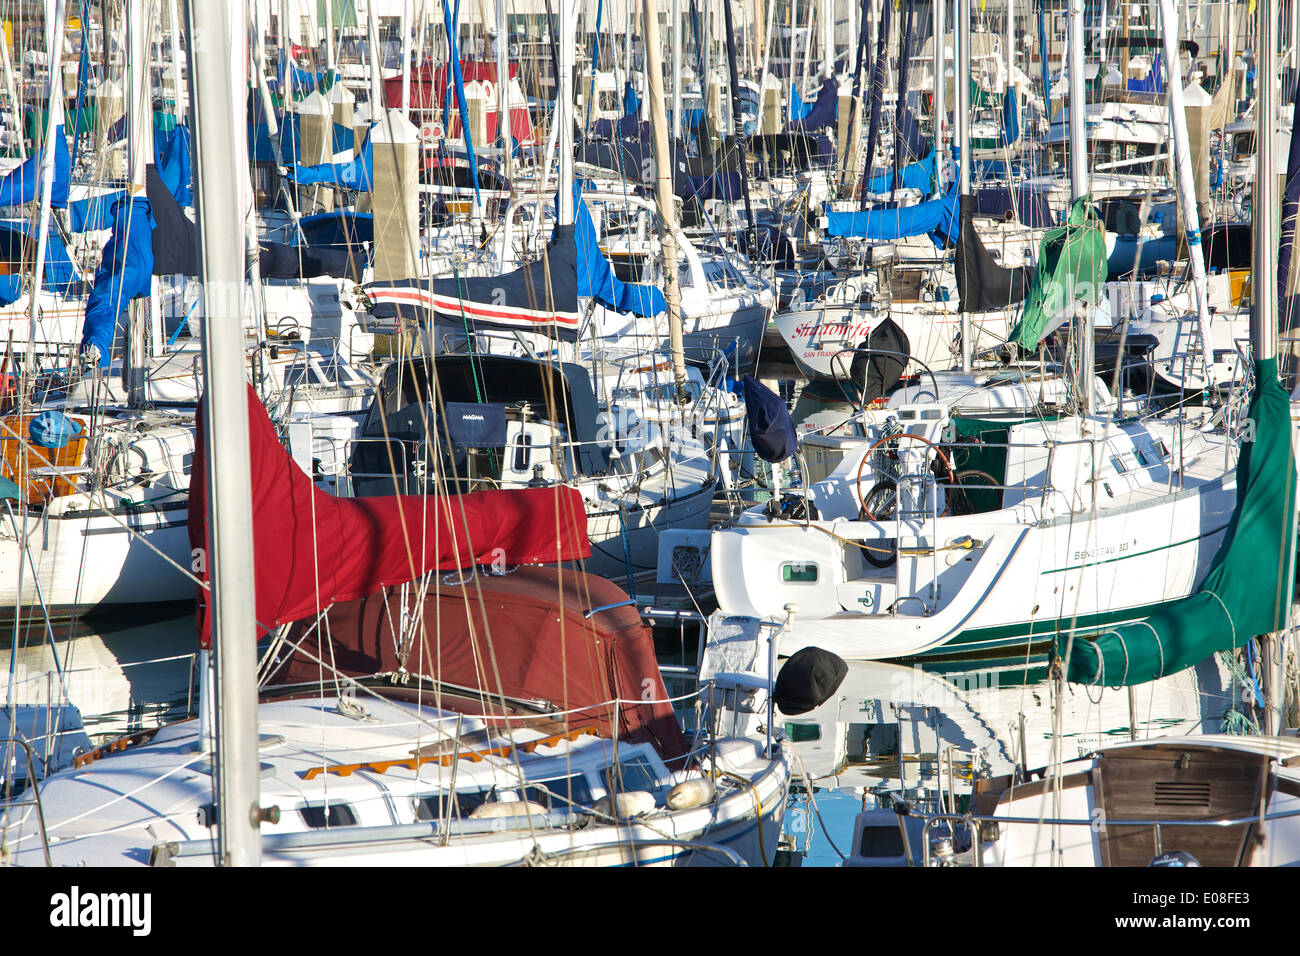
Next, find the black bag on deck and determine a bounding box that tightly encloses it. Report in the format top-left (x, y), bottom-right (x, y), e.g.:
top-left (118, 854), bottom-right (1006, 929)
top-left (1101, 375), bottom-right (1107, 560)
top-left (773, 647), bottom-right (849, 716)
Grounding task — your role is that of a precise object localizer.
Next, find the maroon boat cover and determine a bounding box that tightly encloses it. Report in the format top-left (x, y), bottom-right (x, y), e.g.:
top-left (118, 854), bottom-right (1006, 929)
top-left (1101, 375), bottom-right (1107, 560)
top-left (188, 385), bottom-right (590, 648)
top-left (269, 566), bottom-right (690, 762)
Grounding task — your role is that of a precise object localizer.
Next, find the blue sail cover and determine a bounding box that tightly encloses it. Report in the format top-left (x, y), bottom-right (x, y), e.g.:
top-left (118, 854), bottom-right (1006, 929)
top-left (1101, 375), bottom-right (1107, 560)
top-left (1000, 90), bottom-right (1020, 146)
top-left (0, 222), bottom-right (79, 306)
top-left (865, 151), bottom-right (936, 193)
top-left (827, 185), bottom-right (958, 241)
top-left (290, 128), bottom-right (374, 190)
top-left (624, 81), bottom-right (641, 118)
top-left (69, 190), bottom-right (123, 232)
top-left (154, 124), bottom-right (192, 206)
top-left (277, 50), bottom-right (327, 96)
top-left (789, 83), bottom-right (810, 122)
top-left (1128, 51), bottom-right (1164, 94)
top-left (68, 122), bottom-right (193, 232)
top-left (788, 78), bottom-right (839, 132)
top-left (574, 187), bottom-right (666, 317)
top-left (80, 195), bottom-right (156, 366)
top-left (741, 375), bottom-right (796, 462)
top-left (0, 125), bottom-right (71, 208)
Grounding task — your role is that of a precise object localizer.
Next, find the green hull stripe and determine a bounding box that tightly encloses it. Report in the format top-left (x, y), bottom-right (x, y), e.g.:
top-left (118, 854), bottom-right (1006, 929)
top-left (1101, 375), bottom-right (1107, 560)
top-left (916, 599), bottom-right (1188, 659)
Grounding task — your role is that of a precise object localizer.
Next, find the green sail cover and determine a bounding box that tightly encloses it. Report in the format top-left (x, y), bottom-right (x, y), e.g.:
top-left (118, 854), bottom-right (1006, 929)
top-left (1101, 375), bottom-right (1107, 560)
top-left (1062, 357), bottom-right (1297, 686)
top-left (1008, 198), bottom-right (1109, 350)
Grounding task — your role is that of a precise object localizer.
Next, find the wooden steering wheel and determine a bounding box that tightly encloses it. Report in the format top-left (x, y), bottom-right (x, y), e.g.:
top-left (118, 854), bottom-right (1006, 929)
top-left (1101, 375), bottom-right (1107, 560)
top-left (855, 431), bottom-right (957, 520)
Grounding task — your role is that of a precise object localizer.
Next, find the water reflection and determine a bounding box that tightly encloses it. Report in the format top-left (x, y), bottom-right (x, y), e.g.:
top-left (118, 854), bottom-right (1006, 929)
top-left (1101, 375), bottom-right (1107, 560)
top-left (782, 655), bottom-right (1241, 867)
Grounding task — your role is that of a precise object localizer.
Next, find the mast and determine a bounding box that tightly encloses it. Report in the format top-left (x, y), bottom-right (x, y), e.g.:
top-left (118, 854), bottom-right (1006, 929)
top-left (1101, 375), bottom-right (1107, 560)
top-left (365, 0), bottom-right (384, 115)
top-left (323, 0), bottom-right (336, 74)
top-left (673, 0), bottom-right (684, 137)
top-left (557, 0), bottom-right (575, 225)
top-left (932, 0), bottom-right (944, 193)
top-left (1157, 0), bottom-right (1216, 395)
top-left (1255, 0), bottom-right (1285, 737)
top-left (0, 18), bottom-right (22, 161)
top-left (1255, 2), bottom-right (1278, 366)
top-left (1067, 0), bottom-right (1092, 415)
top-left (401, 2), bottom-right (412, 117)
top-left (183, 0), bottom-right (263, 867)
top-left (167, 0), bottom-right (184, 118)
top-left (822, 0), bottom-right (834, 77)
top-left (31, 0), bottom-right (66, 378)
top-left (957, 0), bottom-right (970, 372)
top-left (645, 0), bottom-right (688, 398)
top-left (124, 0), bottom-right (154, 409)
top-left (497, 0), bottom-right (513, 181)
top-left (721, 0), bottom-right (757, 244)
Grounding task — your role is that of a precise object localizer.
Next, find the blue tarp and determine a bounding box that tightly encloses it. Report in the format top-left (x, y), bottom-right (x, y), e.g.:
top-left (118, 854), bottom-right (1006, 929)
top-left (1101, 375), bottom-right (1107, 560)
top-left (80, 195), bottom-right (155, 366)
top-left (442, 0), bottom-right (481, 206)
top-left (0, 275), bottom-right (21, 307)
top-left (574, 184), bottom-right (666, 317)
top-left (277, 50), bottom-right (328, 96)
top-left (825, 185), bottom-right (959, 242)
top-left (790, 83), bottom-right (810, 122)
top-left (1001, 90), bottom-right (1020, 146)
top-left (69, 190), bottom-right (124, 232)
top-left (289, 127), bottom-right (373, 190)
top-left (624, 81), bottom-right (641, 118)
top-left (864, 152), bottom-right (936, 194)
top-left (1128, 51), bottom-right (1165, 94)
top-left (0, 221), bottom-right (79, 304)
top-left (0, 125), bottom-right (71, 208)
top-left (154, 124), bottom-right (192, 206)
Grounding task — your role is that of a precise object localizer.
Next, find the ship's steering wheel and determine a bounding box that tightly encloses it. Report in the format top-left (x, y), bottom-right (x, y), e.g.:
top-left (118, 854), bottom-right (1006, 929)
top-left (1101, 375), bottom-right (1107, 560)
top-left (855, 431), bottom-right (958, 521)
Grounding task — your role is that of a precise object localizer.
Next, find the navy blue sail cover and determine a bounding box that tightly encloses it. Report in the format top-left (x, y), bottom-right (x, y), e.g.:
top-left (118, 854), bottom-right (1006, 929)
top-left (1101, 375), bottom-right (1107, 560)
top-left (742, 375), bottom-right (797, 463)
top-left (787, 78), bottom-right (839, 133)
top-left (366, 225), bottom-right (582, 340)
top-left (365, 185), bottom-right (664, 337)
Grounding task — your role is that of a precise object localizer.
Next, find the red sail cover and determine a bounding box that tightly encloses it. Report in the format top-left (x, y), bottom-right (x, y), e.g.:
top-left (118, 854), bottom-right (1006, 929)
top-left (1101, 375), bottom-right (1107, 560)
top-left (267, 566), bottom-right (689, 763)
top-left (188, 386), bottom-right (590, 648)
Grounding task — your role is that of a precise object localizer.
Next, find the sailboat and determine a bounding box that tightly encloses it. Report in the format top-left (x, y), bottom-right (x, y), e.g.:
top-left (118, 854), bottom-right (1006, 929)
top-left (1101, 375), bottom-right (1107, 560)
top-left (1, 0), bottom-right (791, 869)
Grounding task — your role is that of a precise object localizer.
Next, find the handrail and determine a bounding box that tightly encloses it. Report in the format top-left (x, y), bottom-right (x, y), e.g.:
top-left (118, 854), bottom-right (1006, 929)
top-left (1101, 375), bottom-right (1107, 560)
top-left (0, 736), bottom-right (53, 866)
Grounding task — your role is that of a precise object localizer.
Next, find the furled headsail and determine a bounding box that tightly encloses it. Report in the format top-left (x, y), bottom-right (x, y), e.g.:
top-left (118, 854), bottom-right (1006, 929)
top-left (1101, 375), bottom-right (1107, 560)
top-left (1008, 197), bottom-right (1108, 350)
top-left (1061, 358), bottom-right (1297, 686)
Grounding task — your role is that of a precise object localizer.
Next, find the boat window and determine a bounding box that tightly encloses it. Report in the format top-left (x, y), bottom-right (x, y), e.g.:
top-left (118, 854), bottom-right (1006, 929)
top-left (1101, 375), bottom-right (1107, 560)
top-left (678, 261), bottom-right (695, 289)
top-left (604, 754), bottom-right (659, 794)
top-left (522, 773), bottom-right (593, 810)
top-left (413, 790), bottom-right (488, 822)
top-left (1110, 456), bottom-right (1127, 474)
top-left (512, 432), bottom-right (533, 472)
top-left (782, 562), bottom-right (819, 584)
top-left (299, 803), bottom-right (358, 828)
top-left (859, 824), bottom-right (905, 858)
top-left (785, 722), bottom-right (822, 742)
top-left (1150, 439), bottom-right (1169, 460)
